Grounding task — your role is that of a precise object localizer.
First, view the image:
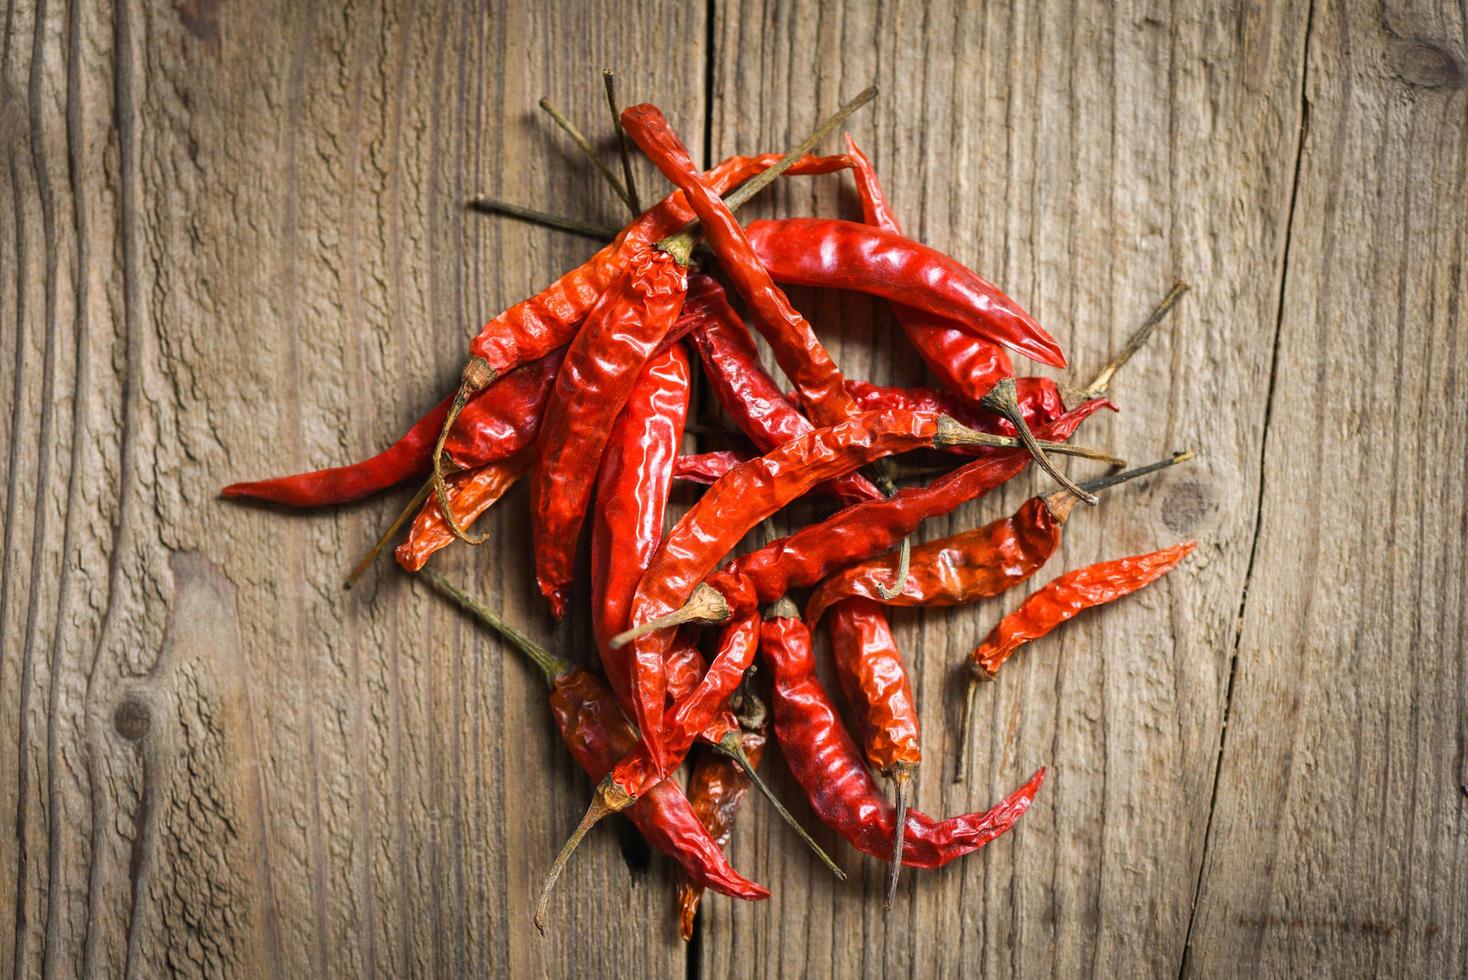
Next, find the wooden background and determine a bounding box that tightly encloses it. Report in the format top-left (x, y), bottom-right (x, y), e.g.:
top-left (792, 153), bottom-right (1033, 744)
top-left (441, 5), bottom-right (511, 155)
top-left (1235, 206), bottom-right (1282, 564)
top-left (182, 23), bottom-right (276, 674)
top-left (2, 0), bottom-right (1465, 976)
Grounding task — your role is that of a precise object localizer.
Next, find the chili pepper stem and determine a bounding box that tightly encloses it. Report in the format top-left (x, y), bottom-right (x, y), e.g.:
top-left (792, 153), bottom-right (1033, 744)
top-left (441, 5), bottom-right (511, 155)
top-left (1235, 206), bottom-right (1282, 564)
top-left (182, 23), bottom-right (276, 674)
top-left (602, 70), bottom-right (642, 216)
top-left (932, 415), bottom-right (1121, 466)
top-left (1044, 450), bottom-right (1195, 521)
top-left (885, 764), bottom-right (914, 908)
top-left (467, 197), bottom-right (619, 241)
top-left (418, 568), bottom-right (571, 682)
top-left (608, 581), bottom-right (732, 649)
top-left (344, 478), bottom-right (432, 588)
top-left (872, 537), bottom-right (911, 601)
top-left (534, 779), bottom-right (633, 935)
top-left (716, 732), bottom-right (846, 880)
top-left (538, 97), bottom-right (633, 210)
top-left (1080, 281), bottom-right (1189, 400)
top-left (953, 673), bottom-right (986, 785)
top-left (431, 361), bottom-right (497, 545)
top-left (980, 380), bottom-right (1099, 506)
top-left (655, 86), bottom-right (877, 262)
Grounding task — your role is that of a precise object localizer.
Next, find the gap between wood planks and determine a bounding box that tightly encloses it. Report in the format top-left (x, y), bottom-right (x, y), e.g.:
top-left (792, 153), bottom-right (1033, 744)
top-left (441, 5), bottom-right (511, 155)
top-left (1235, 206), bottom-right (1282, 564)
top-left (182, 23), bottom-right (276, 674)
top-left (1175, 0), bottom-right (1317, 976)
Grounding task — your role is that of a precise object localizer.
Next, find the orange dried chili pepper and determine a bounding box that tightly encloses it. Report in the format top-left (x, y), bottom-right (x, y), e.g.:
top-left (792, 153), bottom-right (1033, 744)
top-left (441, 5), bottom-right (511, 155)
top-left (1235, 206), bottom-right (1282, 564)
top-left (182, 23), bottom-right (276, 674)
top-left (394, 455), bottom-right (530, 572)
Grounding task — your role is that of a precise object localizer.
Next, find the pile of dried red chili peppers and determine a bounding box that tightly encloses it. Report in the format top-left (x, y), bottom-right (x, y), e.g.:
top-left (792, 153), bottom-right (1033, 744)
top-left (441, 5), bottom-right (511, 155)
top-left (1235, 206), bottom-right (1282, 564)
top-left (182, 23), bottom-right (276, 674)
top-left (225, 80), bottom-right (1199, 938)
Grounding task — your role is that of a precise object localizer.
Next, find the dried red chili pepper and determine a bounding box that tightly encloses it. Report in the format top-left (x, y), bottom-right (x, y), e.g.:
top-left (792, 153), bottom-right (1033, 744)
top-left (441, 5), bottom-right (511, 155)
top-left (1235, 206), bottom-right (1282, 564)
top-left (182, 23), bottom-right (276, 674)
top-left (805, 452), bottom-right (1193, 625)
top-left (590, 345), bottom-right (691, 707)
top-left (687, 272), bottom-right (880, 503)
top-left (418, 571), bottom-right (770, 907)
top-left (956, 540), bottom-right (1196, 782)
top-left (673, 450), bottom-right (753, 486)
top-left (969, 541), bottom-right (1196, 680)
top-left (677, 688), bottom-right (768, 940)
top-left (761, 597), bottom-right (1043, 868)
top-left (533, 247), bottom-right (690, 615)
top-left (223, 349), bottom-right (561, 507)
top-left (394, 455), bottom-right (530, 572)
top-left (827, 595), bottom-right (919, 904)
top-left (622, 102), bottom-right (863, 428)
top-left (842, 135), bottom-right (1015, 405)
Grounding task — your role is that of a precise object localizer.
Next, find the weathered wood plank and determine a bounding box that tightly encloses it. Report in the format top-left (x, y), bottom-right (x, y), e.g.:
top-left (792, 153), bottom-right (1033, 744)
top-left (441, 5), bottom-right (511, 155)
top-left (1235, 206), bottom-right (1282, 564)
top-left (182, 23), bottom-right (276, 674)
top-left (699, 1), bottom-right (1312, 976)
top-left (0, 1), bottom-right (702, 976)
top-left (1181, 1), bottom-right (1468, 975)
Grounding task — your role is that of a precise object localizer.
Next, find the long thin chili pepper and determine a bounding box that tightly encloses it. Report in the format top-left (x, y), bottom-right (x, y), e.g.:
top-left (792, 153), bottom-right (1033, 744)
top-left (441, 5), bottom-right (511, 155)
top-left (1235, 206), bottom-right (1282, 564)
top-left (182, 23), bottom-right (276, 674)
top-left (621, 102), bottom-right (863, 427)
top-left (394, 455), bottom-right (530, 571)
top-left (828, 595), bottom-right (919, 905)
top-left (433, 152), bottom-right (855, 544)
top-left (417, 571), bottom-right (770, 909)
top-left (677, 686), bottom-right (768, 941)
top-left (805, 452), bottom-right (1193, 625)
top-left (761, 597), bottom-right (1043, 868)
top-left (843, 135), bottom-right (1015, 405)
top-left (956, 540), bottom-right (1196, 782)
top-left (591, 345), bottom-right (691, 709)
top-left (223, 350), bottom-right (561, 507)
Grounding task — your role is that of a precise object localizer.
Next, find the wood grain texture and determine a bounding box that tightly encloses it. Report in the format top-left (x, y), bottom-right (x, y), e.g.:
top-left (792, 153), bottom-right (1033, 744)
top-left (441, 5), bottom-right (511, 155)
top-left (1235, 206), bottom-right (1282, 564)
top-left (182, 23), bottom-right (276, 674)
top-left (1, 0), bottom-right (1463, 978)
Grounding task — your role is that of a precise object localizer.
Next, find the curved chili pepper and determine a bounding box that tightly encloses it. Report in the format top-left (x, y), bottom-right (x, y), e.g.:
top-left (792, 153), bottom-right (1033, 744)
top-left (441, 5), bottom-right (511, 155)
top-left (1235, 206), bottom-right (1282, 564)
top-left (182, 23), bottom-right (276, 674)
top-left (706, 400), bottom-right (1113, 614)
top-left (590, 345), bottom-right (691, 707)
top-left (760, 599), bottom-right (1043, 867)
top-left (687, 273), bottom-right (879, 503)
top-left (614, 408), bottom-right (1010, 766)
top-left (622, 103), bottom-right (861, 427)
top-left (418, 572), bottom-right (769, 905)
top-left (970, 541), bottom-right (1196, 680)
top-left (803, 451), bottom-right (1190, 625)
top-left (744, 216), bottom-right (1065, 369)
top-left (533, 248), bottom-right (689, 615)
top-left (394, 455), bottom-right (530, 571)
top-left (843, 135), bottom-right (1015, 404)
top-left (678, 691), bottom-right (767, 940)
top-left (223, 349), bottom-right (561, 507)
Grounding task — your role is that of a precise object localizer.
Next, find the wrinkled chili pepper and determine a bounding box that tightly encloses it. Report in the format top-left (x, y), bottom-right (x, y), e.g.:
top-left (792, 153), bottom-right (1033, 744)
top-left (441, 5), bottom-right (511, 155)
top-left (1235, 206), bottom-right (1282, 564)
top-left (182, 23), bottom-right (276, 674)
top-left (760, 597), bottom-right (1043, 867)
top-left (828, 594), bottom-right (919, 903)
top-left (969, 541), bottom-right (1196, 680)
top-left (745, 216), bottom-right (1064, 369)
top-left (677, 688), bottom-right (768, 940)
top-left (843, 135), bottom-right (1016, 405)
top-left (533, 247), bottom-right (690, 615)
top-left (590, 345), bottom-right (691, 707)
top-left (688, 272), bottom-right (881, 504)
top-left (418, 571), bottom-right (770, 906)
top-left (804, 452), bottom-right (1192, 625)
top-left (673, 450), bottom-right (753, 486)
top-left (622, 102), bottom-right (862, 428)
top-left (394, 455), bottom-right (530, 571)
top-left (223, 350), bottom-right (561, 507)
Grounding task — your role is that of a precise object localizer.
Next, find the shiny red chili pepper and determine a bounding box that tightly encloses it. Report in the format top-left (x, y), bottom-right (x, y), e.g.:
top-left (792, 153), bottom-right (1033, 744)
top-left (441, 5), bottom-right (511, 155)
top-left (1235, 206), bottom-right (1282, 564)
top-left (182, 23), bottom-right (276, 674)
top-left (760, 599), bottom-right (1043, 867)
top-left (223, 350), bottom-right (561, 507)
top-left (420, 572), bottom-right (768, 904)
top-left (677, 691), bottom-right (767, 940)
top-left (590, 345), bottom-right (691, 707)
top-left (745, 216), bottom-right (1065, 369)
top-left (394, 455), bottom-right (530, 572)
top-left (622, 103), bottom-right (861, 427)
top-left (970, 541), bottom-right (1196, 680)
top-left (687, 273), bottom-right (880, 503)
top-left (533, 248), bottom-right (689, 615)
top-left (705, 400), bottom-right (1112, 614)
top-left (616, 409), bottom-right (995, 768)
top-left (843, 136), bottom-right (1016, 403)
